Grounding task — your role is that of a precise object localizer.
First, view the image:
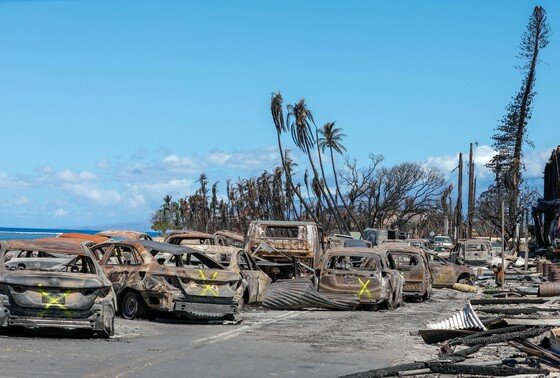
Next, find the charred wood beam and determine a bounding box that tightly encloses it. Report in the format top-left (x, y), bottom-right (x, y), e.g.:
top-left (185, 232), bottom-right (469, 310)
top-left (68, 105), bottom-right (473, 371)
top-left (471, 298), bottom-right (548, 305)
top-left (447, 325), bottom-right (527, 346)
top-left (460, 326), bottom-right (551, 347)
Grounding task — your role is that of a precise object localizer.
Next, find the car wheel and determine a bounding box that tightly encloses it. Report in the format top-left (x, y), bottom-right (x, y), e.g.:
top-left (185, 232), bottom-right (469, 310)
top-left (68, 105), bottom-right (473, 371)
top-left (120, 291), bottom-right (147, 320)
top-left (458, 274), bottom-right (473, 285)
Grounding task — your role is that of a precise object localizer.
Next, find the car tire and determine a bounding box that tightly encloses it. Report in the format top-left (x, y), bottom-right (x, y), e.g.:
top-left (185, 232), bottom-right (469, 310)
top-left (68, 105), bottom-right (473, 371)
top-left (120, 291), bottom-right (147, 320)
top-left (458, 275), bottom-right (473, 285)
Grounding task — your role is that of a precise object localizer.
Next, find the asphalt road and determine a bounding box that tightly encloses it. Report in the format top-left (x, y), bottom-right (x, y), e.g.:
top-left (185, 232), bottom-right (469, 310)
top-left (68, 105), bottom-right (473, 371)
top-left (0, 289), bottom-right (474, 377)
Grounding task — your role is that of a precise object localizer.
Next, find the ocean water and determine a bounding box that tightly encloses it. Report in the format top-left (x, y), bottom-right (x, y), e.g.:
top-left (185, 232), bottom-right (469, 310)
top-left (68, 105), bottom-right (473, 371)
top-left (0, 227), bottom-right (158, 241)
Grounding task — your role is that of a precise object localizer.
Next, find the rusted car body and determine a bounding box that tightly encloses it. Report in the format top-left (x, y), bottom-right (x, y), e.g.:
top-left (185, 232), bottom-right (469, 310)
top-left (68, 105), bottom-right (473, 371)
top-left (58, 233), bottom-right (109, 245)
top-left (245, 220), bottom-right (323, 268)
top-left (164, 231), bottom-right (218, 246)
top-left (427, 252), bottom-right (475, 287)
top-left (214, 230), bottom-right (245, 248)
top-left (315, 248), bottom-right (403, 309)
top-left (327, 235), bottom-right (371, 249)
top-left (0, 240), bottom-right (116, 336)
top-left (381, 245), bottom-right (432, 301)
top-left (186, 245), bottom-right (271, 304)
top-left (449, 239), bottom-right (497, 267)
top-left (96, 230), bottom-right (153, 241)
top-left (91, 240), bottom-right (243, 320)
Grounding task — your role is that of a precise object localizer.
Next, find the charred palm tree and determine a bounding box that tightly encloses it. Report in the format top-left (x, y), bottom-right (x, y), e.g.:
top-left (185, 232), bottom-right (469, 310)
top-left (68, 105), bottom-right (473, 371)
top-left (271, 92), bottom-right (318, 223)
top-left (319, 122), bottom-right (360, 233)
top-left (287, 98), bottom-right (341, 231)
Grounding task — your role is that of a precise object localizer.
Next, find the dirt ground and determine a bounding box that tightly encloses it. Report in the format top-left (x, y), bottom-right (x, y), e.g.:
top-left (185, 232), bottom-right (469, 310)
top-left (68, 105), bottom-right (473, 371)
top-left (0, 289), bottom-right (477, 377)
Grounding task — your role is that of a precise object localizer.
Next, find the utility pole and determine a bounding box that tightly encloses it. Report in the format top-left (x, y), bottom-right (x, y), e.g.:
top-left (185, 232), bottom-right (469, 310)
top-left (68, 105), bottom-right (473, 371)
top-left (467, 143), bottom-right (475, 238)
top-left (456, 153), bottom-right (463, 241)
top-left (501, 199), bottom-right (505, 270)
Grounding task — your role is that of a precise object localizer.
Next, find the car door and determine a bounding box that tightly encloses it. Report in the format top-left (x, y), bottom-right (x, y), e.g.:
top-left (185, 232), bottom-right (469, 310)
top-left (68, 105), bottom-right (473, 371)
top-left (428, 254), bottom-right (455, 287)
top-left (100, 244), bottom-right (144, 295)
top-left (245, 252), bottom-right (271, 301)
top-left (388, 252), bottom-right (426, 292)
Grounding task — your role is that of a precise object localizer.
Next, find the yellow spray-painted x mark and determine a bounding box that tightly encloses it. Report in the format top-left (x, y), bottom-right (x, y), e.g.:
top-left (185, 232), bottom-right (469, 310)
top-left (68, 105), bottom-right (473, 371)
top-left (357, 278), bottom-right (372, 299)
top-left (197, 270), bottom-right (219, 296)
top-left (37, 284), bottom-right (72, 317)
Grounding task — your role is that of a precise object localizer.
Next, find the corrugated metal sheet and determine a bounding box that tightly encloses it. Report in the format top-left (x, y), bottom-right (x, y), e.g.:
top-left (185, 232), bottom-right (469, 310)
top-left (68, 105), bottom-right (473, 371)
top-left (262, 278), bottom-right (359, 311)
top-left (427, 303), bottom-right (486, 331)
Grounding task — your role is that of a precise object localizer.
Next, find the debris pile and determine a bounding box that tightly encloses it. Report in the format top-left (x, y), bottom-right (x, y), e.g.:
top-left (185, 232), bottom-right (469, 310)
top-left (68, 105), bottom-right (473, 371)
top-left (343, 265), bottom-right (560, 377)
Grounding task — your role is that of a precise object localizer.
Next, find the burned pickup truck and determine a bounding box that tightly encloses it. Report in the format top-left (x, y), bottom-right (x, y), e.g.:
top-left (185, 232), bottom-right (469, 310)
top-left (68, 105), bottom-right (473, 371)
top-left (245, 220), bottom-right (323, 269)
top-left (90, 240), bottom-right (243, 320)
top-left (314, 248), bottom-right (403, 310)
top-left (0, 239), bottom-right (116, 337)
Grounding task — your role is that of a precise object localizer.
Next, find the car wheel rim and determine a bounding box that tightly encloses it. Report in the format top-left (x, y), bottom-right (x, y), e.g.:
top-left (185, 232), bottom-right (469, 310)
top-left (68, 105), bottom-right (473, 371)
top-left (125, 295), bottom-right (137, 316)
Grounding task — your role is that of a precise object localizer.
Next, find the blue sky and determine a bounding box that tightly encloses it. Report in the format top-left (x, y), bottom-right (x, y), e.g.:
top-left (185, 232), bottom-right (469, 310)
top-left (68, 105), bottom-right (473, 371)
top-left (0, 1), bottom-right (557, 229)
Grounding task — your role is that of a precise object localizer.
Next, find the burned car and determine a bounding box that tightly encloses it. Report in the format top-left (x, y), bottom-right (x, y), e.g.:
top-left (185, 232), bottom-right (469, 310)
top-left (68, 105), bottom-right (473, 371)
top-left (214, 230), bottom-right (245, 248)
top-left (449, 239), bottom-right (497, 267)
top-left (0, 239), bottom-right (116, 337)
top-left (58, 233), bottom-right (110, 245)
top-left (164, 231), bottom-right (218, 246)
top-left (327, 235), bottom-right (372, 249)
top-left (314, 248), bottom-right (403, 310)
top-left (91, 240), bottom-right (243, 320)
top-left (96, 230), bottom-right (153, 241)
top-left (381, 245), bottom-right (433, 302)
top-left (427, 252), bottom-right (475, 287)
top-left (405, 239), bottom-right (432, 251)
top-left (245, 220), bottom-right (323, 268)
top-left (186, 245), bottom-right (271, 305)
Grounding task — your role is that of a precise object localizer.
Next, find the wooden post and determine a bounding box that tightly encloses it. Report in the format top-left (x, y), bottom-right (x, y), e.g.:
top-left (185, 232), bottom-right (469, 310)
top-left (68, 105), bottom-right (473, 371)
top-left (467, 143), bottom-right (475, 238)
top-left (456, 153), bottom-right (463, 240)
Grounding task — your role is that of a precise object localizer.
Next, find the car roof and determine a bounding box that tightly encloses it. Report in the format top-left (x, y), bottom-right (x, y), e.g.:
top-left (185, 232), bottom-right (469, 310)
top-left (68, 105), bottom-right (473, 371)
top-left (324, 247), bottom-right (381, 257)
top-left (377, 244), bottom-right (425, 254)
top-left (2, 239), bottom-right (89, 256)
top-left (214, 230), bottom-right (244, 241)
top-left (165, 230), bottom-right (216, 239)
top-left (250, 220), bottom-right (318, 227)
top-left (137, 240), bottom-right (197, 255)
top-left (58, 233), bottom-right (109, 244)
top-left (96, 230), bottom-right (150, 239)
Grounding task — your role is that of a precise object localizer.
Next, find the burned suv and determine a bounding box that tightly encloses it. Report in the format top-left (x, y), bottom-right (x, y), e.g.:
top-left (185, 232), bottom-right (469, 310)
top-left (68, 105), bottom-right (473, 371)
top-left (91, 240), bottom-right (244, 320)
top-left (381, 245), bottom-right (433, 302)
top-left (314, 248), bottom-right (403, 310)
top-left (0, 239), bottom-right (116, 337)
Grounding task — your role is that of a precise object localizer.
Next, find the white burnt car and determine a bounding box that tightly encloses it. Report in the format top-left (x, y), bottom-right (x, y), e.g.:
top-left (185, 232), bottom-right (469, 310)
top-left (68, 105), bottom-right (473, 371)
top-left (0, 239), bottom-right (116, 337)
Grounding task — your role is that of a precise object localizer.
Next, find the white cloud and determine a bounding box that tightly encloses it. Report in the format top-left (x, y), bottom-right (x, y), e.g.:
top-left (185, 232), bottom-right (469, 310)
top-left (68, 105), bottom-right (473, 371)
top-left (56, 169), bottom-right (98, 182)
top-left (62, 182), bottom-right (122, 207)
top-left (426, 144), bottom-right (555, 181)
top-left (53, 209), bottom-right (69, 217)
top-left (96, 158), bottom-right (112, 170)
top-left (162, 154), bottom-right (201, 174)
top-left (206, 146), bottom-right (279, 170)
top-left (525, 148), bottom-right (552, 178)
top-left (1, 194), bottom-right (30, 207)
top-left (0, 172), bottom-right (31, 189)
